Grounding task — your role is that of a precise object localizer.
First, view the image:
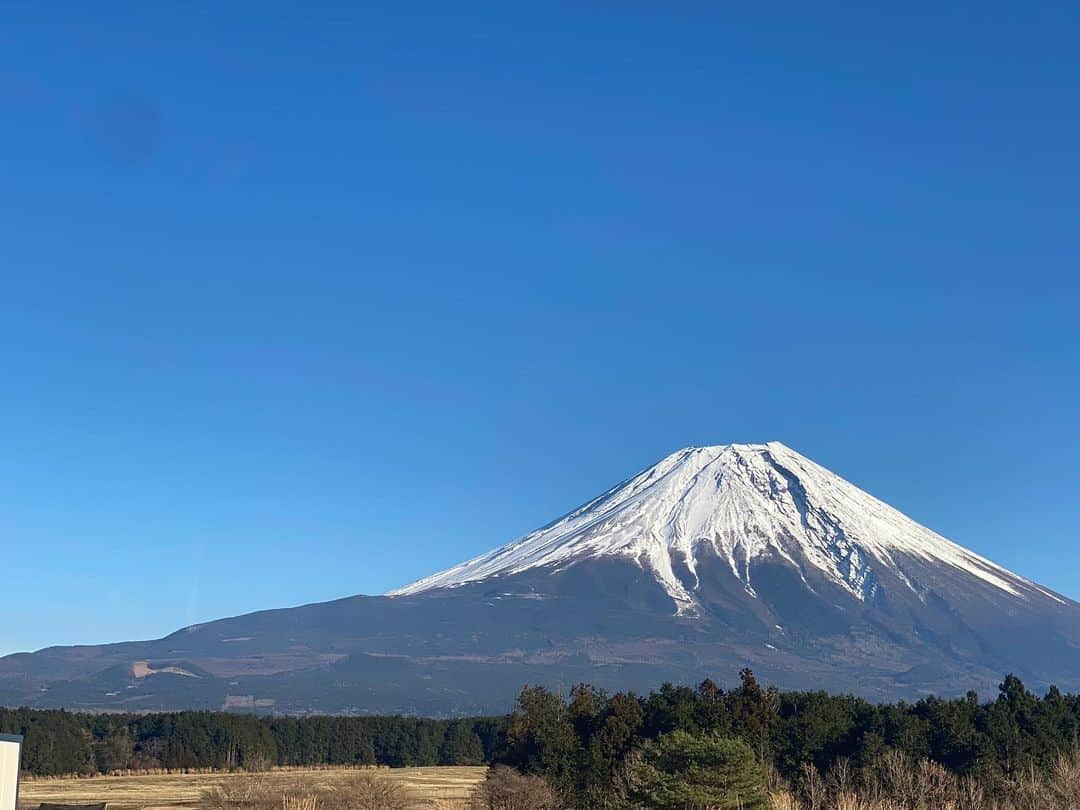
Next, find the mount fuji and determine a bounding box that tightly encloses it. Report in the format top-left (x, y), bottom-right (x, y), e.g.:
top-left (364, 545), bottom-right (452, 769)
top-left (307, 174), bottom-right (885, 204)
top-left (4, 442), bottom-right (1079, 715)
top-left (393, 443), bottom-right (1061, 613)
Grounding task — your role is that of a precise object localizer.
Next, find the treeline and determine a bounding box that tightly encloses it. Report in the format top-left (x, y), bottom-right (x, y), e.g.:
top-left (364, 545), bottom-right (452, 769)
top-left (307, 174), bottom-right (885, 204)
top-left (5, 670), bottom-right (1080, 796)
top-left (0, 708), bottom-right (507, 776)
top-left (499, 671), bottom-right (1080, 806)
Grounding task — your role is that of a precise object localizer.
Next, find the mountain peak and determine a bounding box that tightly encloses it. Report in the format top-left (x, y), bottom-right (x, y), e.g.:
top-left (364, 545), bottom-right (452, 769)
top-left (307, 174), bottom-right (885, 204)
top-left (390, 442), bottom-right (1063, 615)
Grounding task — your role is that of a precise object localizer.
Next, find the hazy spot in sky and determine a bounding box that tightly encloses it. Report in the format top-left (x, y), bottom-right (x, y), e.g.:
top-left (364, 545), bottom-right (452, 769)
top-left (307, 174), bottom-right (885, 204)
top-left (85, 93), bottom-right (164, 166)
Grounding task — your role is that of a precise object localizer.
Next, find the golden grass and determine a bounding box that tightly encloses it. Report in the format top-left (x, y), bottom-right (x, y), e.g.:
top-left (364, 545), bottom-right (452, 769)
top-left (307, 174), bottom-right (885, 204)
top-left (18, 767), bottom-right (487, 810)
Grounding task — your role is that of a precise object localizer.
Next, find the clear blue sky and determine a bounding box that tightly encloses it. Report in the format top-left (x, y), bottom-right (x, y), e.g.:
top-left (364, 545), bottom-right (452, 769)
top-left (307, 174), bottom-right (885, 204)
top-left (2, 2), bottom-right (1078, 655)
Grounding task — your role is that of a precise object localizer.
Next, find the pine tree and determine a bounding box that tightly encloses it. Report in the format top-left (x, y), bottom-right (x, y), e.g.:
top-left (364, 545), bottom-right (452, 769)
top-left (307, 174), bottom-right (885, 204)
top-left (506, 686), bottom-right (580, 797)
top-left (439, 720), bottom-right (486, 765)
top-left (629, 730), bottom-right (768, 810)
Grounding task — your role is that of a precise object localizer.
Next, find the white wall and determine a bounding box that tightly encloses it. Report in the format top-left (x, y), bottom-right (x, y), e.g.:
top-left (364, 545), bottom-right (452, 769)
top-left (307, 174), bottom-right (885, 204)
top-left (0, 739), bottom-right (20, 810)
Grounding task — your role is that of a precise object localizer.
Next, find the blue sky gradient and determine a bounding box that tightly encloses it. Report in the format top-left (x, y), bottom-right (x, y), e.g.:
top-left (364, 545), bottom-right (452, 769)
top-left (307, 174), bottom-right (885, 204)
top-left (2, 2), bottom-right (1078, 654)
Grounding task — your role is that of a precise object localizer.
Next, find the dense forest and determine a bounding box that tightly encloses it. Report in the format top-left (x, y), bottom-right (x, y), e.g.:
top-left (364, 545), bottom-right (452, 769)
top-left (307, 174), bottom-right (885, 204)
top-left (0, 709), bottom-right (507, 775)
top-left (5, 671), bottom-right (1080, 801)
top-left (500, 671), bottom-right (1080, 807)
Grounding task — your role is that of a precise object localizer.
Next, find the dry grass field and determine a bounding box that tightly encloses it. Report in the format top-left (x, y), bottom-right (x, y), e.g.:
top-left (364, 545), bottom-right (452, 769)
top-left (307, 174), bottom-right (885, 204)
top-left (18, 767), bottom-right (488, 810)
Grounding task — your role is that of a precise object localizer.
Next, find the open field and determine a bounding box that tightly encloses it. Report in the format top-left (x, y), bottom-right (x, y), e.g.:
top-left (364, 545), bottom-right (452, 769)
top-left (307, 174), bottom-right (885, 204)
top-left (18, 767), bottom-right (488, 810)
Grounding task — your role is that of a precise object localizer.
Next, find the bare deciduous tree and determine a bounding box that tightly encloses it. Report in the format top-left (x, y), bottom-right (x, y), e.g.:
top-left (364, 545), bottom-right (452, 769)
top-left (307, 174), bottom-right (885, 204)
top-left (769, 747), bottom-right (1080, 810)
top-left (468, 766), bottom-right (558, 810)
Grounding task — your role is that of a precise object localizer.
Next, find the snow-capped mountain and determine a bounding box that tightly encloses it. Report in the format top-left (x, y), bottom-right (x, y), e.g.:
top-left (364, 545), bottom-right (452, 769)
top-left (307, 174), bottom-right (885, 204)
top-left (3, 442), bottom-right (1079, 715)
top-left (392, 442), bottom-right (1059, 613)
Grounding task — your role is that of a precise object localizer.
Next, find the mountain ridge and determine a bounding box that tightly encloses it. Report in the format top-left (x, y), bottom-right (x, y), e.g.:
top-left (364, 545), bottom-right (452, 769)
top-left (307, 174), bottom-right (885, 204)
top-left (391, 442), bottom-right (1066, 612)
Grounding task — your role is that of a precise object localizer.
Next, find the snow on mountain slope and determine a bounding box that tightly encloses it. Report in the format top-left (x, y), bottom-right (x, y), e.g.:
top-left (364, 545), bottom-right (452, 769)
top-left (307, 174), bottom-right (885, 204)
top-left (390, 442), bottom-right (1062, 613)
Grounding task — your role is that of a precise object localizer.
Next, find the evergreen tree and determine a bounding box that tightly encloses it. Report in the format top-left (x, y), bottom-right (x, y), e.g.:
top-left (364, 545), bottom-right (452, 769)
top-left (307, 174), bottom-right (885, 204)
top-left (93, 726), bottom-right (135, 772)
top-left (506, 685), bottom-right (580, 797)
top-left (439, 720), bottom-right (486, 765)
top-left (729, 669), bottom-right (779, 763)
top-left (629, 730), bottom-right (768, 810)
